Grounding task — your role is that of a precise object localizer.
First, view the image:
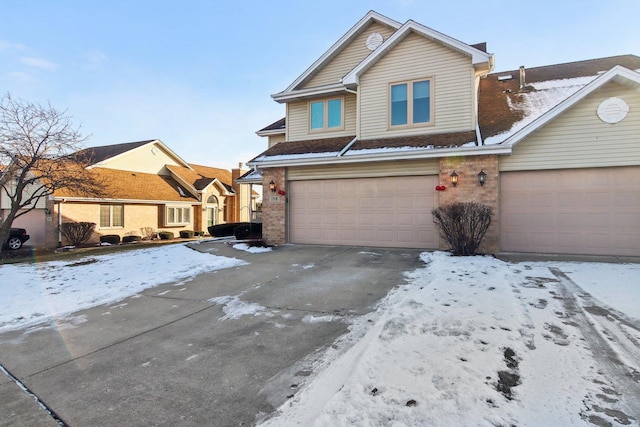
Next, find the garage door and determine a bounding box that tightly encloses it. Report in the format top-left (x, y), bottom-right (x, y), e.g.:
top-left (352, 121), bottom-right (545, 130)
top-left (289, 176), bottom-right (439, 249)
top-left (501, 167), bottom-right (640, 256)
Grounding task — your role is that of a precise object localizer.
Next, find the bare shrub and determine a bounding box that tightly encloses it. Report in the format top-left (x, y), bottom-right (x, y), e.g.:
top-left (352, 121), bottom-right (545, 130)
top-left (59, 222), bottom-right (96, 247)
top-left (432, 202), bottom-right (492, 256)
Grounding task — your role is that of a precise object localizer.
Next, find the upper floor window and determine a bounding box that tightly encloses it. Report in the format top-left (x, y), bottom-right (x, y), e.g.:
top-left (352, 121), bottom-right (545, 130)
top-left (310, 98), bottom-right (343, 130)
top-left (390, 79), bottom-right (432, 127)
top-left (100, 204), bottom-right (124, 228)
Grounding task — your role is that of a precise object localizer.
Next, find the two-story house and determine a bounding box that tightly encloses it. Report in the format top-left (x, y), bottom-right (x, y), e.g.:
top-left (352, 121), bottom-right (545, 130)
top-left (249, 10), bottom-right (640, 257)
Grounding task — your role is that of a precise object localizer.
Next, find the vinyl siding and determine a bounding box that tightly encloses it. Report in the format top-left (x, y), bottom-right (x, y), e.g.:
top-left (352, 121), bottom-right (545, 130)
top-left (359, 33), bottom-right (475, 139)
top-left (287, 93), bottom-right (357, 142)
top-left (268, 134), bottom-right (286, 148)
top-left (287, 158), bottom-right (439, 180)
top-left (303, 22), bottom-right (397, 89)
top-left (500, 82), bottom-right (640, 171)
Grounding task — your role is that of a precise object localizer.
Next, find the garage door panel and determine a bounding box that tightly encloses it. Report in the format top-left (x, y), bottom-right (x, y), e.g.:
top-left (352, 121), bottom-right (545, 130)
top-left (289, 176), bottom-right (439, 249)
top-left (501, 167), bottom-right (640, 256)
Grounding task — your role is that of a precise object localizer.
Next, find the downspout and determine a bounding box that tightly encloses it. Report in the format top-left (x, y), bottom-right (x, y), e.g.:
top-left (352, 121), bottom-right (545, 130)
top-left (57, 199), bottom-right (64, 246)
top-left (344, 87), bottom-right (359, 140)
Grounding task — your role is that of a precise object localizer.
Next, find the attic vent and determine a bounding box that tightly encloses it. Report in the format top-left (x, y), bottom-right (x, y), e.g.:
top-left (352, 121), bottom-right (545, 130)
top-left (366, 32), bottom-right (384, 51)
top-left (177, 186), bottom-right (187, 197)
top-left (497, 75), bottom-right (513, 81)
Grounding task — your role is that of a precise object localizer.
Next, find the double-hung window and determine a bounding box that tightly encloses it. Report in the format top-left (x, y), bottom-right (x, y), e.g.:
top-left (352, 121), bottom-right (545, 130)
top-left (390, 79), bottom-right (432, 127)
top-left (310, 98), bottom-right (343, 130)
top-left (166, 205), bottom-right (191, 226)
top-left (100, 204), bottom-right (124, 228)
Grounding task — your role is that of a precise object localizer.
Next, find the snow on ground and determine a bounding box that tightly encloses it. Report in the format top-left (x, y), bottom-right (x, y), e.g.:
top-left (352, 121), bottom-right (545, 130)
top-left (233, 243), bottom-right (273, 253)
top-left (260, 252), bottom-right (640, 426)
top-left (0, 244), bottom-right (246, 333)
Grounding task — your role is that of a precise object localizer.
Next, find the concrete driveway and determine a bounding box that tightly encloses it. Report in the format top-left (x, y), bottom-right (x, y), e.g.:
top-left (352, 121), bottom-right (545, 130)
top-left (0, 243), bottom-right (423, 426)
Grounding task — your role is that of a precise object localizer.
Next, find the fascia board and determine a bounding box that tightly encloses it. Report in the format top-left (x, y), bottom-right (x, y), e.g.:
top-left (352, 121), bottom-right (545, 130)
top-left (504, 65), bottom-right (640, 147)
top-left (343, 21), bottom-right (492, 86)
top-left (53, 196), bottom-right (199, 204)
top-left (272, 83), bottom-right (348, 103)
top-left (256, 129), bottom-right (285, 137)
top-left (279, 11), bottom-right (402, 94)
top-left (248, 144), bottom-right (511, 168)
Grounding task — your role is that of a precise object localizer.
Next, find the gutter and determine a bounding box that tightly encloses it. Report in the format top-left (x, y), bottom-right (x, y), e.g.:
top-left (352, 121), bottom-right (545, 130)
top-left (248, 144), bottom-right (512, 168)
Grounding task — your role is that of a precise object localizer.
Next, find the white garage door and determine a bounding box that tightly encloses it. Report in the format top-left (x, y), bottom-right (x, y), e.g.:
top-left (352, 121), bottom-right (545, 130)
top-left (289, 176), bottom-right (439, 249)
top-left (501, 167), bottom-right (640, 256)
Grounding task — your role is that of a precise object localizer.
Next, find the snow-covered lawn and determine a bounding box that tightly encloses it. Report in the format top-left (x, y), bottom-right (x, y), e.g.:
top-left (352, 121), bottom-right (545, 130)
top-left (0, 244), bottom-right (246, 332)
top-left (260, 252), bottom-right (640, 426)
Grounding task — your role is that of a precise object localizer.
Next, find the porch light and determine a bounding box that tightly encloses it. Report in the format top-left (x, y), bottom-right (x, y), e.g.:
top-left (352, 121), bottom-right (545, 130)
top-left (450, 170), bottom-right (458, 187)
top-left (478, 169), bottom-right (487, 186)
top-left (269, 180), bottom-right (276, 193)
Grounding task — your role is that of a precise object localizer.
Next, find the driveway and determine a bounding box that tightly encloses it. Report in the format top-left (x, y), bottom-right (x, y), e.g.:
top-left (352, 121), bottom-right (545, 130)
top-left (0, 243), bottom-right (423, 426)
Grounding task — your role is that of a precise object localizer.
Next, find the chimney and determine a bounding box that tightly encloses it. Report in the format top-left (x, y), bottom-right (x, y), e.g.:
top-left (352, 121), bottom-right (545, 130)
top-left (519, 66), bottom-right (526, 91)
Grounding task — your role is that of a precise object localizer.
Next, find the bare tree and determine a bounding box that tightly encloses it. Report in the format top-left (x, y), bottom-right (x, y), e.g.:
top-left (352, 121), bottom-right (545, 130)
top-left (0, 93), bottom-right (105, 253)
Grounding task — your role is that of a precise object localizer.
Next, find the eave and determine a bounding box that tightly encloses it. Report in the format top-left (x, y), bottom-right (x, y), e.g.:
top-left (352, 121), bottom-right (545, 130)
top-left (272, 82), bottom-right (350, 103)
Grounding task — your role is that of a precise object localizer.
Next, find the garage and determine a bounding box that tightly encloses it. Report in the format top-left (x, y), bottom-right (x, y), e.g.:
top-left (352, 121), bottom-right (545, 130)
top-left (288, 176), bottom-right (439, 249)
top-left (501, 167), bottom-right (640, 256)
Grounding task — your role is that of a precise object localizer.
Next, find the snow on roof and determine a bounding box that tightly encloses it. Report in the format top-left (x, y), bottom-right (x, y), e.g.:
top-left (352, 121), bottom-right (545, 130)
top-left (254, 151), bottom-right (342, 162)
top-left (483, 74), bottom-right (598, 146)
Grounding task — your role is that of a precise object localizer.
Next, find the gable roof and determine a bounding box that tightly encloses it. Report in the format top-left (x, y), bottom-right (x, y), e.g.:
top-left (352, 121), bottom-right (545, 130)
top-left (342, 19), bottom-right (492, 86)
top-left (54, 167), bottom-right (198, 203)
top-left (252, 55), bottom-right (640, 168)
top-left (281, 11), bottom-right (401, 94)
top-left (478, 55), bottom-right (640, 145)
top-left (166, 164), bottom-right (235, 194)
top-left (75, 140), bottom-right (155, 165)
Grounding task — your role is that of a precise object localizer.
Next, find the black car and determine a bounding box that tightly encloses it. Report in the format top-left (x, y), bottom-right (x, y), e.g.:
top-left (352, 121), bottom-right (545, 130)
top-left (5, 228), bottom-right (30, 250)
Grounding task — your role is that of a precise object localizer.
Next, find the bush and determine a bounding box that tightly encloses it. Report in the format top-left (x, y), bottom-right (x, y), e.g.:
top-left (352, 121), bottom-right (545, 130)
top-left (100, 234), bottom-right (121, 245)
top-left (179, 230), bottom-right (195, 238)
top-left (234, 223), bottom-right (263, 240)
top-left (432, 202), bottom-right (492, 256)
top-left (59, 222), bottom-right (96, 246)
top-left (122, 235), bottom-right (141, 243)
top-left (158, 231), bottom-right (174, 240)
top-left (194, 231), bottom-right (205, 237)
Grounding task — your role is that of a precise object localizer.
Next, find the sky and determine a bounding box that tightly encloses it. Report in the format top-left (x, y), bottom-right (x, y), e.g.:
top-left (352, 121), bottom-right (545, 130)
top-left (1, 0), bottom-right (638, 169)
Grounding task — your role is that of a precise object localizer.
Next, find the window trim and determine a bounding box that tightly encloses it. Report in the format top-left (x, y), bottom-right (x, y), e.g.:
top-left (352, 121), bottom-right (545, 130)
top-left (99, 204), bottom-right (124, 229)
top-left (165, 205), bottom-right (191, 226)
top-left (308, 97), bottom-right (345, 132)
top-left (388, 77), bottom-right (434, 128)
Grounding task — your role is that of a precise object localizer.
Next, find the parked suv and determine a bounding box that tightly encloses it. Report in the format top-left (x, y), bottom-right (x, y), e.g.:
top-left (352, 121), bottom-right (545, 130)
top-left (4, 228), bottom-right (30, 250)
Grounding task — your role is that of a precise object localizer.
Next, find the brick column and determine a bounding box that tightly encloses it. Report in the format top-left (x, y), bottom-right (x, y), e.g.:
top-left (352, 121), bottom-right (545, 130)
top-left (438, 155), bottom-right (499, 254)
top-left (261, 168), bottom-right (286, 245)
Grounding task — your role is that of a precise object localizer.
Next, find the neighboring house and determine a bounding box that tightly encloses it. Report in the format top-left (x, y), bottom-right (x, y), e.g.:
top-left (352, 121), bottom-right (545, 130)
top-left (51, 140), bottom-right (255, 247)
top-left (249, 10), bottom-right (640, 257)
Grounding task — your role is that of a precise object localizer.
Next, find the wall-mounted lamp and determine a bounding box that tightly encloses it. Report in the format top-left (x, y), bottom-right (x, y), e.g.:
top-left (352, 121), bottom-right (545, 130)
top-left (478, 169), bottom-right (487, 186)
top-left (269, 180), bottom-right (276, 193)
top-left (449, 170), bottom-right (458, 187)
top-left (44, 207), bottom-right (51, 215)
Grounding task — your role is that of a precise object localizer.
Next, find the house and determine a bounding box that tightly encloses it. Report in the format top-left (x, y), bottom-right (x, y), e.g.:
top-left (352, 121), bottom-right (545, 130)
top-left (48, 139), bottom-right (256, 247)
top-left (249, 10), bottom-right (640, 257)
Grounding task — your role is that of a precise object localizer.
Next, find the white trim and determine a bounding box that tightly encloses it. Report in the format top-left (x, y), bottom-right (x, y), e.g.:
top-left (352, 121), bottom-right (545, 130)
top-left (272, 82), bottom-right (348, 103)
top-left (503, 65), bottom-right (640, 147)
top-left (53, 196), bottom-right (199, 205)
top-left (342, 20), bottom-right (492, 86)
top-left (248, 144), bottom-right (511, 168)
top-left (256, 128), bottom-right (285, 137)
top-left (280, 11), bottom-right (402, 94)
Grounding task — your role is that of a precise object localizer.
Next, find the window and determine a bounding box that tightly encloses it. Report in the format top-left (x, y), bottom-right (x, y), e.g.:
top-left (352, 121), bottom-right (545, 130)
top-left (310, 98), bottom-right (343, 130)
top-left (390, 79), bottom-right (432, 126)
top-left (100, 204), bottom-right (124, 228)
top-left (166, 205), bottom-right (191, 226)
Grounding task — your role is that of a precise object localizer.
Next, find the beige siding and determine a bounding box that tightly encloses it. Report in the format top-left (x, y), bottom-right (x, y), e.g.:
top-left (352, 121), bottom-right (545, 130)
top-left (287, 158), bottom-right (439, 180)
top-left (303, 22), bottom-right (397, 89)
top-left (97, 142), bottom-right (184, 174)
top-left (287, 93), bottom-right (357, 142)
top-left (500, 82), bottom-right (640, 171)
top-left (360, 32), bottom-right (476, 139)
top-left (268, 134), bottom-right (286, 148)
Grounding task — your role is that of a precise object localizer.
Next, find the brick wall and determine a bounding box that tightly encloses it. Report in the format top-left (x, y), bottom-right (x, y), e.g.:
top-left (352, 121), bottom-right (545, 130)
top-left (261, 168), bottom-right (286, 245)
top-left (438, 155), bottom-right (500, 253)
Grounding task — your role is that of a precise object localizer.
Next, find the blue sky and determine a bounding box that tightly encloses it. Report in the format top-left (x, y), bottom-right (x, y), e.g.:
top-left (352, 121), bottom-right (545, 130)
top-left (2, 0), bottom-right (638, 169)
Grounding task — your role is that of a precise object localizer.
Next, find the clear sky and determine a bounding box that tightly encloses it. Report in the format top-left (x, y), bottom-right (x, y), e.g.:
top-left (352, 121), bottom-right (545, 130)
top-left (2, 0), bottom-right (638, 170)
